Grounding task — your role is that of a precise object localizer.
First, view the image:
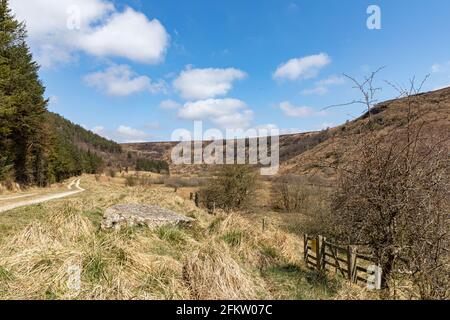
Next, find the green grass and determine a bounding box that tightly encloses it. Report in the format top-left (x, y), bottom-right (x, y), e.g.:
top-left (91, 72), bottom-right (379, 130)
top-left (0, 205), bottom-right (47, 243)
top-left (83, 253), bottom-right (108, 283)
top-left (263, 264), bottom-right (342, 300)
top-left (82, 209), bottom-right (104, 228)
top-left (221, 230), bottom-right (246, 247)
top-left (0, 266), bottom-right (12, 282)
top-left (207, 217), bottom-right (224, 234)
top-left (259, 243), bottom-right (279, 260)
top-left (156, 225), bottom-right (187, 246)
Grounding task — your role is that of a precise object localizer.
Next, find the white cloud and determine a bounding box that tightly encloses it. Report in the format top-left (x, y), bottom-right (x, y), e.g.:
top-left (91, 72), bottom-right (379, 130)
top-left (431, 61), bottom-right (450, 74)
top-left (273, 53), bottom-right (331, 81)
top-left (84, 65), bottom-right (166, 96)
top-left (280, 128), bottom-right (304, 135)
top-left (160, 99), bottom-right (181, 110)
top-left (301, 86), bottom-right (328, 96)
top-left (79, 8), bottom-right (169, 64)
top-left (10, 1), bottom-right (169, 67)
top-left (178, 98), bottom-right (253, 129)
top-left (143, 122), bottom-right (162, 130)
top-left (433, 84), bottom-right (450, 91)
top-left (431, 63), bottom-right (443, 73)
top-left (91, 126), bottom-right (105, 135)
top-left (319, 122), bottom-right (334, 130)
top-left (116, 125), bottom-right (149, 142)
top-left (301, 75), bottom-right (346, 96)
top-left (278, 101), bottom-right (326, 118)
top-left (48, 95), bottom-right (59, 105)
top-left (173, 67), bottom-right (247, 100)
top-left (316, 75), bottom-right (346, 86)
top-left (287, 3), bottom-right (300, 12)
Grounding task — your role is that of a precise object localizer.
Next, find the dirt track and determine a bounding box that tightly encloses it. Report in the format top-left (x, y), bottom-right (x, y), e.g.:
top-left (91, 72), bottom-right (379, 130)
top-left (0, 179), bottom-right (85, 213)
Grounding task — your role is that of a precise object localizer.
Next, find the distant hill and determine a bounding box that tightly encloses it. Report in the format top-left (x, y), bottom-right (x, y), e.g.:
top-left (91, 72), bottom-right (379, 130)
top-left (122, 87), bottom-right (450, 177)
top-left (281, 86), bottom-right (450, 178)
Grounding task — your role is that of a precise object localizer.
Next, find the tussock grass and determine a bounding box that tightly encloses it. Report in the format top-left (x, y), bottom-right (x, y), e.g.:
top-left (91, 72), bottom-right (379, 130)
top-left (0, 175), bottom-right (370, 300)
top-left (183, 242), bottom-right (263, 300)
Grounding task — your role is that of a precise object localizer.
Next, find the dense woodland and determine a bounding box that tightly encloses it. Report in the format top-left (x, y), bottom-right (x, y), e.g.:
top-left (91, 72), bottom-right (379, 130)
top-left (0, 1), bottom-right (122, 186)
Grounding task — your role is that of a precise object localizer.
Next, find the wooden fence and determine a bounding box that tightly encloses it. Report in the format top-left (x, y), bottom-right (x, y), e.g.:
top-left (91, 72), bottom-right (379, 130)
top-left (304, 234), bottom-right (381, 288)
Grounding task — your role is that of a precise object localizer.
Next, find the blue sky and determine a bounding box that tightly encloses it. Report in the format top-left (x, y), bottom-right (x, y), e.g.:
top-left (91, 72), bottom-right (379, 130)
top-left (10, 0), bottom-right (450, 142)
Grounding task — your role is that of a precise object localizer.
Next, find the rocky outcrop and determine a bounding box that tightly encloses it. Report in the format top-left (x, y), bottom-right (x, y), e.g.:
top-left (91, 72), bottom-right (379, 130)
top-left (101, 203), bottom-right (194, 230)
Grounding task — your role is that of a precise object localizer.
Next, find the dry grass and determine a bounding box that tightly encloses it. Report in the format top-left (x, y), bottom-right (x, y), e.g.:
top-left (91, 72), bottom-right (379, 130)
top-left (0, 174), bottom-right (373, 300)
top-left (183, 242), bottom-right (262, 300)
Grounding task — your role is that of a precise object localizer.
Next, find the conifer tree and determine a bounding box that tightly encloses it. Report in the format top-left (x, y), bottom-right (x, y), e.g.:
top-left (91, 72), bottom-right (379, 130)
top-left (0, 0), bottom-right (49, 185)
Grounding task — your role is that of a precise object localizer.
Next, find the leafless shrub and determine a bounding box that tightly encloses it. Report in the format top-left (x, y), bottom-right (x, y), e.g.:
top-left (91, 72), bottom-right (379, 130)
top-left (107, 169), bottom-right (116, 178)
top-left (324, 72), bottom-right (450, 298)
top-left (199, 165), bottom-right (258, 212)
top-left (123, 172), bottom-right (147, 187)
top-left (164, 177), bottom-right (208, 190)
top-left (125, 176), bottom-right (138, 187)
top-left (271, 175), bottom-right (311, 212)
top-left (331, 128), bottom-right (449, 297)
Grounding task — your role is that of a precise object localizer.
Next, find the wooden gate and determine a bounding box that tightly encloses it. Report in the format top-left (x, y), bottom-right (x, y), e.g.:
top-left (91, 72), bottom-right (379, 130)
top-left (303, 234), bottom-right (381, 288)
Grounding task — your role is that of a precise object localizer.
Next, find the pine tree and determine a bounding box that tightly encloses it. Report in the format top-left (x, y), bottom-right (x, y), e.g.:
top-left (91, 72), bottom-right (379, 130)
top-left (0, 0), bottom-right (50, 185)
top-left (1, 0), bottom-right (115, 187)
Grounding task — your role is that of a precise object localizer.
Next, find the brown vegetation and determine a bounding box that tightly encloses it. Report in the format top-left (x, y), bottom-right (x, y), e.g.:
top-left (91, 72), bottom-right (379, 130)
top-left (199, 165), bottom-right (258, 212)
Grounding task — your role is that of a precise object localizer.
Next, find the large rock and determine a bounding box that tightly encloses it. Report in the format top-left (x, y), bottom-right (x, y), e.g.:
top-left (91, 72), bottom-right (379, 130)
top-left (101, 204), bottom-right (194, 230)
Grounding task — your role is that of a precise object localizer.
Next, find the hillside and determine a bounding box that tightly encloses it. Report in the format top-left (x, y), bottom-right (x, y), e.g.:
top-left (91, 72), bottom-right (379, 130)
top-left (281, 86), bottom-right (450, 178)
top-left (123, 86), bottom-right (450, 177)
top-left (42, 112), bottom-right (124, 182)
top-left (48, 112), bottom-right (122, 156)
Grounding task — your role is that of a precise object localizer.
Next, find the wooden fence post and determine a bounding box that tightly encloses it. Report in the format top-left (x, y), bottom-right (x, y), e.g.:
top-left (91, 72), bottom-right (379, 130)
top-left (316, 235), bottom-right (323, 271)
top-left (322, 237), bottom-right (327, 272)
top-left (190, 193), bottom-right (193, 200)
top-left (194, 193), bottom-right (199, 207)
top-left (208, 202), bottom-right (216, 215)
top-left (262, 218), bottom-right (266, 233)
top-left (347, 245), bottom-right (357, 283)
top-left (303, 234), bottom-right (308, 263)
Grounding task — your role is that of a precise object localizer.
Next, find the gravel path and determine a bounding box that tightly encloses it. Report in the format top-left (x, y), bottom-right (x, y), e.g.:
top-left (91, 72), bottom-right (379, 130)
top-left (0, 179), bottom-right (85, 213)
top-left (0, 193), bottom-right (37, 201)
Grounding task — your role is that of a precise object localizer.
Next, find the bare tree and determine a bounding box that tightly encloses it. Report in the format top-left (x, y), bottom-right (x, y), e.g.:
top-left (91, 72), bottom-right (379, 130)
top-left (199, 165), bottom-right (258, 212)
top-left (323, 66), bottom-right (385, 119)
top-left (271, 175), bottom-right (310, 212)
top-left (324, 71), bottom-right (449, 298)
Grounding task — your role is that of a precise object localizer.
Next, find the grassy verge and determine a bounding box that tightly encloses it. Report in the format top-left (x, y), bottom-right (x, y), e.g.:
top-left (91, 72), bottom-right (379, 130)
top-left (0, 174), bottom-right (370, 300)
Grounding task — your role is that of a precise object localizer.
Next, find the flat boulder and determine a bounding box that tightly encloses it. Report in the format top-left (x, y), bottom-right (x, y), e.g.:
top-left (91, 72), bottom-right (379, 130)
top-left (101, 203), bottom-right (194, 230)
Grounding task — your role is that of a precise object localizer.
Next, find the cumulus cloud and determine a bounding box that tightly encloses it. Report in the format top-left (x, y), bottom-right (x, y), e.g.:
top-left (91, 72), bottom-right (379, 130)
top-left (301, 75), bottom-right (346, 96)
top-left (431, 63), bottom-right (443, 73)
top-left (316, 75), bottom-right (346, 86)
top-left (91, 126), bottom-right (105, 135)
top-left (178, 98), bottom-right (253, 129)
top-left (48, 95), bottom-right (59, 105)
top-left (319, 122), bottom-right (334, 130)
top-left (160, 99), bottom-right (182, 110)
top-left (115, 125), bottom-right (150, 142)
top-left (173, 67), bottom-right (247, 100)
top-left (278, 101), bottom-right (326, 118)
top-left (273, 53), bottom-right (331, 81)
top-left (84, 65), bottom-right (166, 96)
top-left (431, 61), bottom-right (450, 74)
top-left (301, 86), bottom-right (329, 96)
top-left (78, 8), bottom-right (169, 64)
top-left (10, 0), bottom-right (170, 67)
